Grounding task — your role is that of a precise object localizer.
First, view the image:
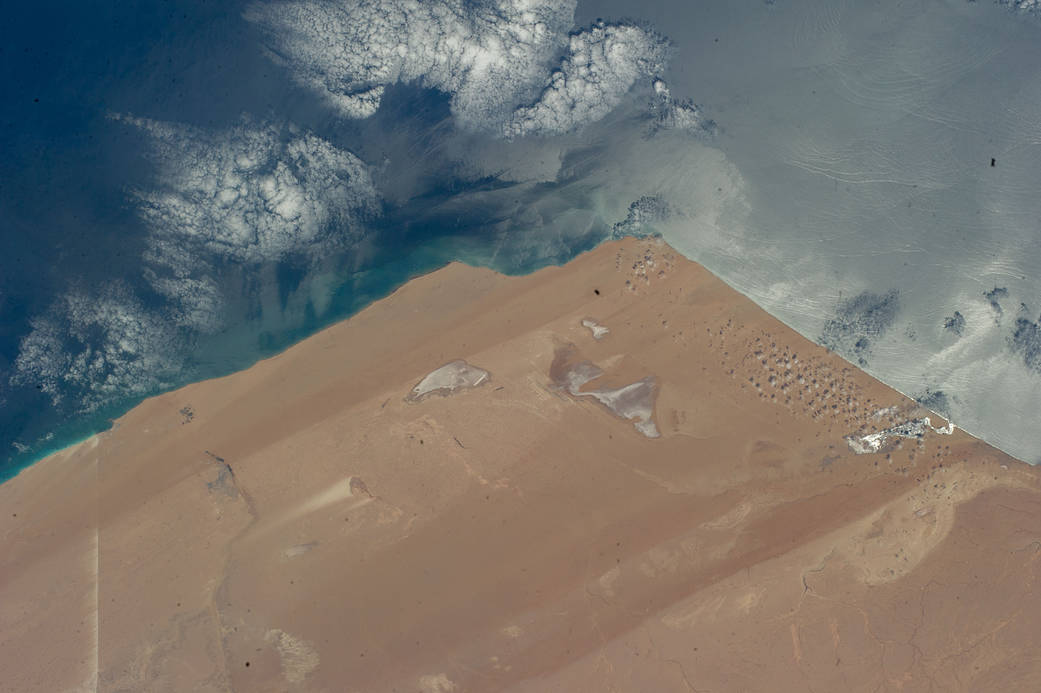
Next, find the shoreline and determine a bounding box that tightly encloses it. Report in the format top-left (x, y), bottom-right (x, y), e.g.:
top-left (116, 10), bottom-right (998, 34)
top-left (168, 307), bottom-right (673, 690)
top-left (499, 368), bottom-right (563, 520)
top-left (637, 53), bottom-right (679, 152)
top-left (1, 238), bottom-right (580, 485)
top-left (7, 232), bottom-right (1024, 487)
top-left (4, 236), bottom-right (1041, 691)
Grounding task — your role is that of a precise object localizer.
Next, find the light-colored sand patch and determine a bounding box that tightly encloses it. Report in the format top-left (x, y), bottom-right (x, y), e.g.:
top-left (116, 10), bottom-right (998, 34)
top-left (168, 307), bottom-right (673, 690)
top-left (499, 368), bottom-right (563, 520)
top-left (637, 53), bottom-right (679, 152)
top-left (265, 629), bottom-right (319, 684)
top-left (252, 478), bottom-right (373, 540)
top-left (407, 360), bottom-right (489, 402)
top-left (638, 545), bottom-right (683, 577)
top-left (598, 566), bottom-right (621, 597)
top-left (282, 542), bottom-right (317, 560)
top-left (871, 406), bottom-right (898, 421)
top-left (418, 672), bottom-right (458, 692)
top-left (736, 585), bottom-right (766, 614)
top-left (700, 501), bottom-right (754, 530)
top-left (500, 625), bottom-right (524, 638)
top-left (661, 593), bottom-right (729, 631)
top-left (581, 318), bottom-right (610, 340)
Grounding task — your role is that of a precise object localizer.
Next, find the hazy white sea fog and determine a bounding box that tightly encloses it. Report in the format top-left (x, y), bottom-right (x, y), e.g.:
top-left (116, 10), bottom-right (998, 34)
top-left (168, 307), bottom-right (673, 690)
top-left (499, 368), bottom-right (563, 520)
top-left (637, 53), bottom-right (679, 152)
top-left (578, 0), bottom-right (1041, 462)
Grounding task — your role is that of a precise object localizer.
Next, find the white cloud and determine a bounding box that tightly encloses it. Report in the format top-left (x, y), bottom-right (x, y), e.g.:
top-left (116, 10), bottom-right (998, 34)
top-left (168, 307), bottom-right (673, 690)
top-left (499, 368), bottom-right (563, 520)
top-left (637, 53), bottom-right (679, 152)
top-left (121, 115), bottom-right (378, 265)
top-left (247, 0), bottom-right (576, 128)
top-left (504, 22), bottom-right (669, 137)
top-left (1000, 0), bottom-right (1041, 11)
top-left (13, 116), bottom-right (381, 412)
top-left (144, 273), bottom-right (224, 332)
top-left (118, 114), bottom-right (379, 331)
top-left (13, 284), bottom-right (184, 411)
top-left (648, 79), bottom-right (715, 136)
top-left (247, 0), bottom-right (688, 136)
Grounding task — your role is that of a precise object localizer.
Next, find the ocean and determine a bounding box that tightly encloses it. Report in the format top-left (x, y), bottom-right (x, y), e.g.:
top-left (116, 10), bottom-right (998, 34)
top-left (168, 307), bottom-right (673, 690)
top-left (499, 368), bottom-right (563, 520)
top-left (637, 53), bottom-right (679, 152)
top-left (3, 0), bottom-right (1041, 481)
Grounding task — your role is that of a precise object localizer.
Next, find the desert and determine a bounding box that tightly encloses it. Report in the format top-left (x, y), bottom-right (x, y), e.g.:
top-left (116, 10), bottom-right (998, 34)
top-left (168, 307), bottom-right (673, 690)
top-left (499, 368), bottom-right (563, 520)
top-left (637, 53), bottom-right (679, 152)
top-left (3, 237), bottom-right (1040, 692)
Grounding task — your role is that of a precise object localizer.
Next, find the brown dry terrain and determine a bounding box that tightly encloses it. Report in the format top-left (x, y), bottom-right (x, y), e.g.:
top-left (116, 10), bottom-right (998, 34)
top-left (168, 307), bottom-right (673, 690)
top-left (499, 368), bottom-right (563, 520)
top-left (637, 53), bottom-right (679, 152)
top-left (3, 238), bottom-right (1040, 692)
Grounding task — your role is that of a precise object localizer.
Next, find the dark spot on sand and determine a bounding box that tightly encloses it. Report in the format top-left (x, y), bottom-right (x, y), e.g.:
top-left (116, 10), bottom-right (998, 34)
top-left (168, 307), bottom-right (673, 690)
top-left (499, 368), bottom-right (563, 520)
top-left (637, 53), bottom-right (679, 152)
top-left (349, 477), bottom-right (371, 497)
top-left (594, 288), bottom-right (600, 295)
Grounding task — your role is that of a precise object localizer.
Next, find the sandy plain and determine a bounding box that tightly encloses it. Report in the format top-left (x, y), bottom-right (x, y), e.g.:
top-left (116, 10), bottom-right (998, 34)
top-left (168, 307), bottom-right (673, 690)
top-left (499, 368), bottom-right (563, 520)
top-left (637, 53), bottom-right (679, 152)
top-left (2, 237), bottom-right (1041, 692)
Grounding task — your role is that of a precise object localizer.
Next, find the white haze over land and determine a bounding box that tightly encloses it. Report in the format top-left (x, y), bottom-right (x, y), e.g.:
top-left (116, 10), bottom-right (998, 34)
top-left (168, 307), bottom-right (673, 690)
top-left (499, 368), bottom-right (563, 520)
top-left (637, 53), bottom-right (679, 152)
top-left (8, 0), bottom-right (1041, 469)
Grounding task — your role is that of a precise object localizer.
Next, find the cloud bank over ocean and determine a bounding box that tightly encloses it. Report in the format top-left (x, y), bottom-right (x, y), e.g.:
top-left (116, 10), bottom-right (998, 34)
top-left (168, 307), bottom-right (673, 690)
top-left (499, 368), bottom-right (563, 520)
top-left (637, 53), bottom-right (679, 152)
top-left (245, 0), bottom-right (703, 137)
top-left (14, 117), bottom-right (380, 413)
top-left (123, 116), bottom-right (378, 267)
top-left (14, 283), bottom-right (185, 411)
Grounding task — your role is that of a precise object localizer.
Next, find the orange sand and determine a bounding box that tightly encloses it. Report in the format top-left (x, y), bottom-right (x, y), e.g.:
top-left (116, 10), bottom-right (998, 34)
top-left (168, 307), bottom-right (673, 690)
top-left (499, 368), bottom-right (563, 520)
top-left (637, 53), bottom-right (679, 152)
top-left (3, 238), bottom-right (1040, 692)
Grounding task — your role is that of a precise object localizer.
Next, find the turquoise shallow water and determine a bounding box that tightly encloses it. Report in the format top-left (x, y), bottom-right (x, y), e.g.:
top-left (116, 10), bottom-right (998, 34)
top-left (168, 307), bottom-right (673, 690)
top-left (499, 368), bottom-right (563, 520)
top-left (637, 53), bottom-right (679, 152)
top-left (0, 240), bottom-right (447, 482)
top-left (0, 210), bottom-right (612, 482)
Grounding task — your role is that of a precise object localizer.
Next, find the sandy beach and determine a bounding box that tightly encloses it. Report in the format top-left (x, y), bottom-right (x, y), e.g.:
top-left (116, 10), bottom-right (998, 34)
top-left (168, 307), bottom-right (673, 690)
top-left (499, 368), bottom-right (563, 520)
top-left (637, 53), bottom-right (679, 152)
top-left (3, 237), bottom-right (1040, 692)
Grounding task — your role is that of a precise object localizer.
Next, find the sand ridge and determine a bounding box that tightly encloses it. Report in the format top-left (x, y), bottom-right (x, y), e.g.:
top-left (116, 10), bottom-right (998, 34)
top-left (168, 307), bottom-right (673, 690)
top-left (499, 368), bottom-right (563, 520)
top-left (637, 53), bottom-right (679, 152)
top-left (2, 238), bottom-right (1040, 692)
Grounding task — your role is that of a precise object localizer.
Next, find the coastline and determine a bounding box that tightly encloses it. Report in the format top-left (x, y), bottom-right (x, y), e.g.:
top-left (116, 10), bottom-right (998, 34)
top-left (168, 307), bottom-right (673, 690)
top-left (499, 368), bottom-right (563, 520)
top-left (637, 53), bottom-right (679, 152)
top-left (4, 236), bottom-right (1040, 691)
top-left (4, 228), bottom-right (1028, 486)
top-left (1, 225), bottom-right (613, 485)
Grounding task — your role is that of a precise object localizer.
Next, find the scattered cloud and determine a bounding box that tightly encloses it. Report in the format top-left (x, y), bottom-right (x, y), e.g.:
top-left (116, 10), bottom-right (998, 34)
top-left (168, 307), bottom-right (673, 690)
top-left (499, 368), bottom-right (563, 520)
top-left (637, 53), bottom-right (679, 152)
top-left (120, 115), bottom-right (378, 266)
top-left (648, 79), bottom-right (715, 136)
top-left (247, 0), bottom-right (693, 137)
top-left (503, 21), bottom-right (669, 137)
top-left (13, 115), bottom-right (380, 412)
top-left (121, 114), bottom-right (379, 331)
top-left (998, 0), bottom-right (1041, 11)
top-left (13, 283), bottom-right (184, 410)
